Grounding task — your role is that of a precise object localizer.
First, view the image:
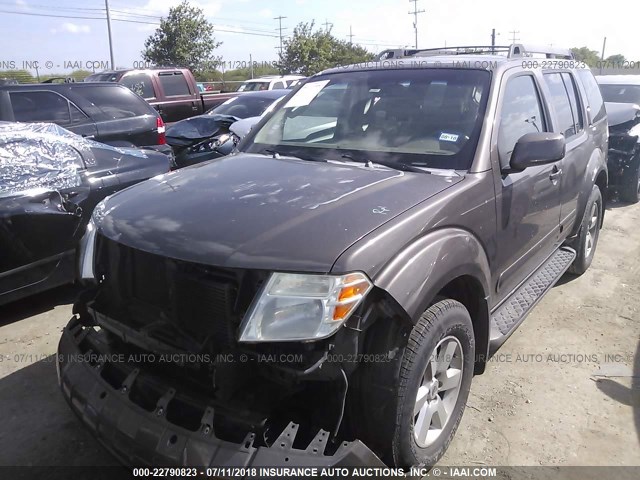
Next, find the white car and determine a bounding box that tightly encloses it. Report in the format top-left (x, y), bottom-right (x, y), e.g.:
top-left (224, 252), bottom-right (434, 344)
top-left (237, 75), bottom-right (305, 92)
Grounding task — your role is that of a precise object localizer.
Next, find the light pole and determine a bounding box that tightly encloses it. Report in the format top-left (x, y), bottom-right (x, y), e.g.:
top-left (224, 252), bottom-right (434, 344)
top-left (408, 0), bottom-right (425, 49)
top-left (105, 0), bottom-right (115, 70)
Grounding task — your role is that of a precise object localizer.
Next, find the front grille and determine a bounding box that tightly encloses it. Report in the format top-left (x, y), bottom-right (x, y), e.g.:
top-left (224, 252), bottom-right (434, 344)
top-left (94, 235), bottom-right (259, 352)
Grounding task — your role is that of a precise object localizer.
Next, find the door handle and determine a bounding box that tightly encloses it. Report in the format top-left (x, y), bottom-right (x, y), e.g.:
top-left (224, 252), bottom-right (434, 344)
top-left (549, 166), bottom-right (562, 182)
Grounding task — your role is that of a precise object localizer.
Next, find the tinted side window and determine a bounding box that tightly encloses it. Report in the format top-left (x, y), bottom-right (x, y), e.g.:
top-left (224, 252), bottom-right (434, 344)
top-left (498, 75), bottom-right (546, 167)
top-left (577, 70), bottom-right (606, 123)
top-left (561, 73), bottom-right (583, 133)
top-left (121, 73), bottom-right (155, 99)
top-left (10, 91), bottom-right (71, 125)
top-left (70, 103), bottom-right (89, 124)
top-left (272, 81), bottom-right (285, 90)
top-left (544, 73), bottom-right (578, 138)
top-left (158, 72), bottom-right (191, 96)
top-left (75, 86), bottom-right (154, 119)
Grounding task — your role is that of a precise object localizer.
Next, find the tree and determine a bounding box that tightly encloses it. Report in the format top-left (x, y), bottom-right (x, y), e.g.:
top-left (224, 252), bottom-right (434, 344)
top-left (605, 54), bottom-right (626, 64)
top-left (142, 0), bottom-right (221, 74)
top-left (0, 69), bottom-right (35, 83)
top-left (279, 22), bottom-right (374, 76)
top-left (570, 47), bottom-right (600, 67)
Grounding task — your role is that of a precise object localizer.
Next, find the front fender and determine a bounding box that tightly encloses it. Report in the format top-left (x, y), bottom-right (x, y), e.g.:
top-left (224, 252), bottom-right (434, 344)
top-left (373, 228), bottom-right (491, 323)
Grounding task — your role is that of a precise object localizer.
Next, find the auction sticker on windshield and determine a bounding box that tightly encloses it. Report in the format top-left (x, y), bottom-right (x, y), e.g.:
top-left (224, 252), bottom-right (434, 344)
top-left (285, 80), bottom-right (330, 108)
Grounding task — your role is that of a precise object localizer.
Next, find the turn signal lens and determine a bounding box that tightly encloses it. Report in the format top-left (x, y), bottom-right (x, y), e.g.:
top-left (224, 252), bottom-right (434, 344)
top-left (334, 275), bottom-right (373, 321)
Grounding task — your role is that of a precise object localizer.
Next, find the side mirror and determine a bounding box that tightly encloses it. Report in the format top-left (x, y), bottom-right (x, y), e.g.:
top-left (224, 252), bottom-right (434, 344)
top-left (509, 132), bottom-right (565, 171)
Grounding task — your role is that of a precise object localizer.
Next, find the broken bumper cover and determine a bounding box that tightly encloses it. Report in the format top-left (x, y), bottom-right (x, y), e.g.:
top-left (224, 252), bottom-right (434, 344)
top-left (56, 317), bottom-right (384, 468)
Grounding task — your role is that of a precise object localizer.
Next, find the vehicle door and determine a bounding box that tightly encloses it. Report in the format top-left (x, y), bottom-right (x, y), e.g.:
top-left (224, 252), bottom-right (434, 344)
top-left (540, 71), bottom-right (591, 234)
top-left (157, 71), bottom-right (199, 122)
top-left (0, 134), bottom-right (88, 295)
top-left (8, 89), bottom-right (98, 139)
top-left (491, 71), bottom-right (563, 305)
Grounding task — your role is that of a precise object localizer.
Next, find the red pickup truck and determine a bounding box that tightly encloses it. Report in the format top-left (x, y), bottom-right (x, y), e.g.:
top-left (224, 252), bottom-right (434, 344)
top-left (85, 68), bottom-right (240, 123)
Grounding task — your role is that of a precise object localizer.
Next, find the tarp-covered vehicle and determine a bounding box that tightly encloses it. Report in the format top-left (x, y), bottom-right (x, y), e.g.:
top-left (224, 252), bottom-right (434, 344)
top-left (0, 122), bottom-right (172, 305)
top-left (597, 76), bottom-right (640, 203)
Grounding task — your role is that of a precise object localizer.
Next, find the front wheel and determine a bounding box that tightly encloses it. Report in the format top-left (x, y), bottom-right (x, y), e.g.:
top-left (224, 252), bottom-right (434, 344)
top-left (390, 299), bottom-right (475, 467)
top-left (568, 185), bottom-right (603, 275)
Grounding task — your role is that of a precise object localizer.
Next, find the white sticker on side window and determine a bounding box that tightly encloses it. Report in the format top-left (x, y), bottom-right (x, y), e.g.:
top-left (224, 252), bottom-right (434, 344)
top-left (439, 133), bottom-right (459, 142)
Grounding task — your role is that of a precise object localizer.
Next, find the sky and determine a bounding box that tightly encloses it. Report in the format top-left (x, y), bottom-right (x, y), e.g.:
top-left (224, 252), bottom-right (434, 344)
top-left (1, 0), bottom-right (639, 75)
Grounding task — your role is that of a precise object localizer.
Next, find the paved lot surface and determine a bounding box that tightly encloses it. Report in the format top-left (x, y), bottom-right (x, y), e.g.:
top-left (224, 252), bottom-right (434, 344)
top-left (0, 199), bottom-right (638, 474)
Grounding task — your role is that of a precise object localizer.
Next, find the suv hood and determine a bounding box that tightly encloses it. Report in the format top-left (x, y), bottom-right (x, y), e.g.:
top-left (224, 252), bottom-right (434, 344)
top-left (97, 154), bottom-right (462, 272)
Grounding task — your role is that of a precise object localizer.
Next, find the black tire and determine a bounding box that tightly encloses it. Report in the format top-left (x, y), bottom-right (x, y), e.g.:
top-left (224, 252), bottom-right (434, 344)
top-left (620, 158), bottom-right (640, 204)
top-left (389, 299), bottom-right (475, 467)
top-left (568, 185), bottom-right (603, 275)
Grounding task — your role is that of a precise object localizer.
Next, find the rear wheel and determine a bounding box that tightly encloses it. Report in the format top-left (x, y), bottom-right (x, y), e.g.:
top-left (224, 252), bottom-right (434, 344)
top-left (620, 159), bottom-right (640, 204)
top-left (568, 185), bottom-right (602, 275)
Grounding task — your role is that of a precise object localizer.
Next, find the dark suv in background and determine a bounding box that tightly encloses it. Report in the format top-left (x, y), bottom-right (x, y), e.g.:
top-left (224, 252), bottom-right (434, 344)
top-left (0, 82), bottom-right (167, 149)
top-left (596, 75), bottom-right (640, 202)
top-left (58, 45), bottom-right (608, 469)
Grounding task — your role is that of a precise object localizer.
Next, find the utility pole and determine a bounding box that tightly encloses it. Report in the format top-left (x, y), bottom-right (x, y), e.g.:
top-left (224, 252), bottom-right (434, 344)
top-left (348, 25), bottom-right (354, 44)
top-left (600, 36), bottom-right (607, 74)
top-left (408, 0), bottom-right (425, 49)
top-left (323, 19), bottom-right (333, 33)
top-left (274, 16), bottom-right (287, 55)
top-left (509, 30), bottom-right (520, 44)
top-left (105, 0), bottom-right (115, 70)
top-left (491, 28), bottom-right (496, 52)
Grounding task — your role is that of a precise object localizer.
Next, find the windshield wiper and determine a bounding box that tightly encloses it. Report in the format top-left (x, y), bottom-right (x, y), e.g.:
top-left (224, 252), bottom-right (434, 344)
top-left (263, 149), bottom-right (326, 162)
top-left (339, 154), bottom-right (428, 174)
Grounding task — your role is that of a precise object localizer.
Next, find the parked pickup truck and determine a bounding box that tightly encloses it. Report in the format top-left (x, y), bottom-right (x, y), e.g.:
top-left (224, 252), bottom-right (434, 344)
top-left (84, 68), bottom-right (240, 123)
top-left (59, 44), bottom-right (608, 469)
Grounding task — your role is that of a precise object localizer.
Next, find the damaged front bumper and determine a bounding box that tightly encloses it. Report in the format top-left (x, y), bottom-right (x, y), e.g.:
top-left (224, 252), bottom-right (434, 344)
top-left (56, 316), bottom-right (384, 468)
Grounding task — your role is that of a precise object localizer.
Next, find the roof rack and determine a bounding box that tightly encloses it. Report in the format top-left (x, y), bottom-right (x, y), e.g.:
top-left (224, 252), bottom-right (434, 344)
top-left (375, 44), bottom-right (573, 61)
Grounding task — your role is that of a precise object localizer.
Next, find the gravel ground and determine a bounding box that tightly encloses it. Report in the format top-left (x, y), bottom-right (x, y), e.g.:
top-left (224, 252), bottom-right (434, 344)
top-left (0, 199), bottom-right (638, 476)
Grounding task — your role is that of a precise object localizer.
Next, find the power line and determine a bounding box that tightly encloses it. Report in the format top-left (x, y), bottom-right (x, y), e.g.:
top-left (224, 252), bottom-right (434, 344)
top-left (0, 8), bottom-right (104, 20)
top-left (0, 1), bottom-right (104, 11)
top-left (0, 7), bottom-right (280, 37)
top-left (408, 0), bottom-right (425, 49)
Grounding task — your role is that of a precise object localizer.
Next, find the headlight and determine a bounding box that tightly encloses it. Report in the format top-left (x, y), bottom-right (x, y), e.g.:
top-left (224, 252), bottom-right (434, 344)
top-left (238, 272), bottom-right (373, 342)
top-left (78, 216), bottom-right (97, 281)
top-left (78, 198), bottom-right (108, 281)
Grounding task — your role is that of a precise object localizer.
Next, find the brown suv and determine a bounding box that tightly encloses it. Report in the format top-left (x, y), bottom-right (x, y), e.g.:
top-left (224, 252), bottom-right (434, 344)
top-left (58, 44), bottom-right (608, 469)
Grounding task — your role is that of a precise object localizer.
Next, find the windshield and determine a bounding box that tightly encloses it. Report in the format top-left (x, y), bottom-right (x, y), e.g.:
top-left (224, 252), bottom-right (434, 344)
top-left (243, 69), bottom-right (491, 170)
top-left (600, 84), bottom-right (640, 105)
top-left (208, 95), bottom-right (282, 118)
top-left (238, 81), bottom-right (270, 92)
